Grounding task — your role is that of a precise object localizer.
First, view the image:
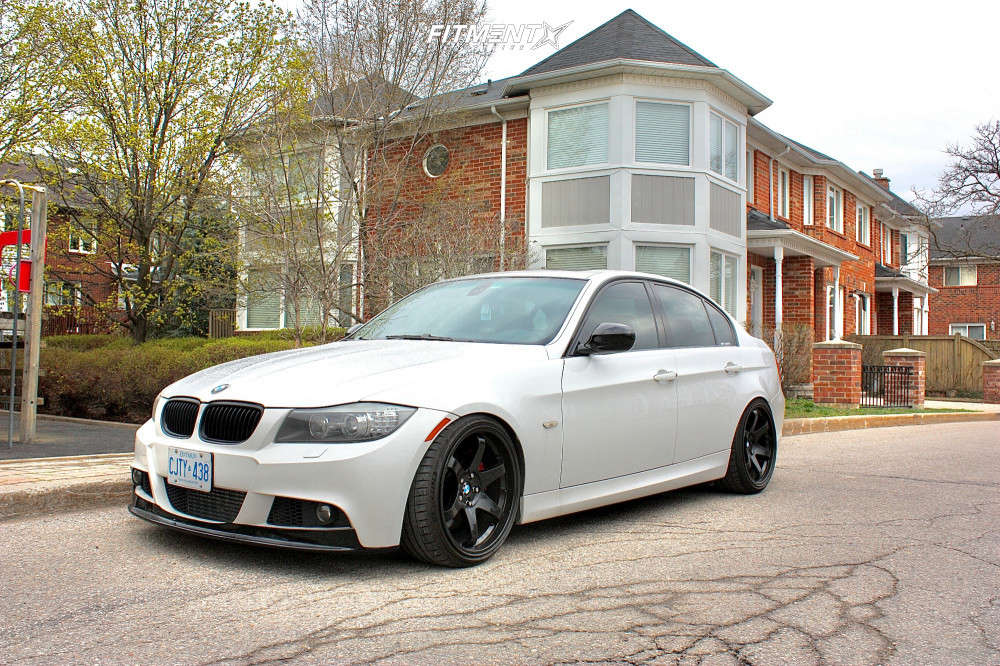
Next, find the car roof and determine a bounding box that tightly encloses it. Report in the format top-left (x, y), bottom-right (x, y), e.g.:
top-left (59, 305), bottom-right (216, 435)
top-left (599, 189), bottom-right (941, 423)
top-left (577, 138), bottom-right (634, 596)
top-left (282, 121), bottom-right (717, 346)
top-left (442, 269), bottom-right (692, 288)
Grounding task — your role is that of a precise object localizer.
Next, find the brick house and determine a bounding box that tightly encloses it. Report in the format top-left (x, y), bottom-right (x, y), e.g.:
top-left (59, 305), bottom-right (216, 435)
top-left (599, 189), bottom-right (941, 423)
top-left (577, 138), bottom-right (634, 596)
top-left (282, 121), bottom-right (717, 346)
top-left (927, 215), bottom-right (1000, 340)
top-left (363, 9), bottom-right (934, 358)
top-left (1, 163), bottom-right (119, 333)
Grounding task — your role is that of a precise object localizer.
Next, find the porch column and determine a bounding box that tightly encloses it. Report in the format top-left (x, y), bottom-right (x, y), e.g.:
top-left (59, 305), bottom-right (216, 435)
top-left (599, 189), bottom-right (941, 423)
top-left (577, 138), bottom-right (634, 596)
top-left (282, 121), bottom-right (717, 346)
top-left (773, 246), bottom-right (783, 344)
top-left (922, 297), bottom-right (929, 334)
top-left (892, 287), bottom-right (899, 335)
top-left (832, 265), bottom-right (841, 339)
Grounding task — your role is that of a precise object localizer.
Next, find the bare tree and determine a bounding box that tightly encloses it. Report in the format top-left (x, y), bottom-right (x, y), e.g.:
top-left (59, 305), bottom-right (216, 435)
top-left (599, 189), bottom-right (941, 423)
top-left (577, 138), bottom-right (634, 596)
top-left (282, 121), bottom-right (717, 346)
top-left (915, 120), bottom-right (1000, 260)
top-left (297, 0), bottom-right (495, 317)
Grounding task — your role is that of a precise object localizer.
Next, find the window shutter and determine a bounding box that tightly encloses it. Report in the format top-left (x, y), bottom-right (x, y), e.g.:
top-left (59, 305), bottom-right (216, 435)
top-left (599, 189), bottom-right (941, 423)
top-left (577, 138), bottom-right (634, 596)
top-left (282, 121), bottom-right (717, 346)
top-left (545, 245), bottom-right (608, 271)
top-left (547, 104), bottom-right (609, 170)
top-left (247, 290), bottom-right (280, 329)
top-left (635, 102), bottom-right (689, 165)
top-left (635, 246), bottom-right (691, 283)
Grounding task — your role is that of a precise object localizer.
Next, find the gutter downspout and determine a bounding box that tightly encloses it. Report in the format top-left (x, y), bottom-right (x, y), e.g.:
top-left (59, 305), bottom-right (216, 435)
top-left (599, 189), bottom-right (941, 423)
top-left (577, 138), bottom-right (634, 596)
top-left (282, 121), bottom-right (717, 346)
top-left (769, 145), bottom-right (791, 222)
top-left (491, 105), bottom-right (507, 271)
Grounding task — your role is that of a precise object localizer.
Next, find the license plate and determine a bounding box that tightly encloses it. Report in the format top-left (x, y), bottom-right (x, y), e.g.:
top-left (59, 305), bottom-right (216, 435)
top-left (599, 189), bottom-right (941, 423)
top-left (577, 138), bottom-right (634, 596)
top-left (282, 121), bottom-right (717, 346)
top-left (167, 447), bottom-right (212, 492)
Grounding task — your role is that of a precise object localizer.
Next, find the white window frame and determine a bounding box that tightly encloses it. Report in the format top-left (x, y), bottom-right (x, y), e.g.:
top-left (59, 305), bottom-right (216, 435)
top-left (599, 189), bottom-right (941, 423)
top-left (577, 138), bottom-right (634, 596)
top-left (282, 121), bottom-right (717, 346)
top-left (68, 220), bottom-right (98, 255)
top-left (710, 249), bottom-right (739, 316)
top-left (827, 185), bottom-right (843, 233)
top-left (949, 323), bottom-right (986, 340)
top-left (545, 100), bottom-right (611, 172)
top-left (856, 203), bottom-right (870, 245)
top-left (634, 243), bottom-right (692, 284)
top-left (709, 111), bottom-right (740, 183)
top-left (633, 99), bottom-right (692, 167)
top-left (854, 293), bottom-right (870, 335)
top-left (802, 175), bottom-right (813, 225)
top-left (778, 168), bottom-right (790, 219)
top-left (943, 264), bottom-right (977, 286)
top-left (881, 222), bottom-right (892, 264)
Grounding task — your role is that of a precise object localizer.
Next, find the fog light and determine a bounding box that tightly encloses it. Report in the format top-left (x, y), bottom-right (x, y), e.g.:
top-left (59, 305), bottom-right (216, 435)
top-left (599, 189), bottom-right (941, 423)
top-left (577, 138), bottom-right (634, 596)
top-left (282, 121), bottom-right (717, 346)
top-left (315, 504), bottom-right (333, 525)
top-left (131, 468), bottom-right (143, 486)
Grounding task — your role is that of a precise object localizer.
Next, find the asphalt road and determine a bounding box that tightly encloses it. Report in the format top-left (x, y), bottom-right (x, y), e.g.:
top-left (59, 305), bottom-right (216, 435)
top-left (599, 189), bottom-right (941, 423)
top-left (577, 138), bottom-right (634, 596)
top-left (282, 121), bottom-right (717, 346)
top-left (2, 422), bottom-right (998, 665)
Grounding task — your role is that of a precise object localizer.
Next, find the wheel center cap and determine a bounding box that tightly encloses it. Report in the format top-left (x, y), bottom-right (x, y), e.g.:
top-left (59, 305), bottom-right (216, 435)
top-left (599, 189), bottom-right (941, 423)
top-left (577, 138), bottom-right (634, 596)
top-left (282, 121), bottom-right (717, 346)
top-left (459, 475), bottom-right (480, 505)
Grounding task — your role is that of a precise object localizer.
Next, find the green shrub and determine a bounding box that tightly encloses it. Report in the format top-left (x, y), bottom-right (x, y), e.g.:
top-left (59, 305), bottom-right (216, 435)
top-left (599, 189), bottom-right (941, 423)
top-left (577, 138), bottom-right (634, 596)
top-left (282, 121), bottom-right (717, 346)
top-left (38, 334), bottom-right (319, 423)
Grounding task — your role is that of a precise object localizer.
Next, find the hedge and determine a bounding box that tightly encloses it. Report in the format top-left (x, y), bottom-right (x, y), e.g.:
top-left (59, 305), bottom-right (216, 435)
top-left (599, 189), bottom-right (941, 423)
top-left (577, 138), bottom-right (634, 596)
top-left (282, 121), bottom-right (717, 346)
top-left (39, 331), bottom-right (344, 423)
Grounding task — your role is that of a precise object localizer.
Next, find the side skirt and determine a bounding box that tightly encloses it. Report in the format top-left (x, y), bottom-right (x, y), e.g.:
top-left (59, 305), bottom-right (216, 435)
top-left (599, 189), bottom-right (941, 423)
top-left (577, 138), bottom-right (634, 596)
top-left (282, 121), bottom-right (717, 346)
top-left (518, 451), bottom-right (729, 524)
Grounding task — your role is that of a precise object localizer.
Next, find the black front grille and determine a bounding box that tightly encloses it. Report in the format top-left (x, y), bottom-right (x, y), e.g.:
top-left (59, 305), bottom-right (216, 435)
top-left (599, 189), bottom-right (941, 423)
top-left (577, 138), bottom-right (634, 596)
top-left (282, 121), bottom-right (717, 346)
top-left (200, 403), bottom-right (263, 444)
top-left (267, 496), bottom-right (349, 528)
top-left (162, 399), bottom-right (200, 438)
top-left (163, 479), bottom-right (246, 522)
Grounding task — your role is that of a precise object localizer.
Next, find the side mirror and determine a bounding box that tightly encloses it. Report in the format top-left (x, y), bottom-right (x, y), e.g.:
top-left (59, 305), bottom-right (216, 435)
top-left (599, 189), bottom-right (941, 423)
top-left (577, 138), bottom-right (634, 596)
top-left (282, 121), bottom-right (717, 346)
top-left (577, 322), bottom-right (636, 355)
top-left (346, 323), bottom-right (364, 336)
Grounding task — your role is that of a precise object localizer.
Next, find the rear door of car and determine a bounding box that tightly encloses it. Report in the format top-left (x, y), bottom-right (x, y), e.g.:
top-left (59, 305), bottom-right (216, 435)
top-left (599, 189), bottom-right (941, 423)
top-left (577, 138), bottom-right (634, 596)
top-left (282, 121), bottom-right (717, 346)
top-left (559, 280), bottom-right (678, 488)
top-left (648, 282), bottom-right (745, 464)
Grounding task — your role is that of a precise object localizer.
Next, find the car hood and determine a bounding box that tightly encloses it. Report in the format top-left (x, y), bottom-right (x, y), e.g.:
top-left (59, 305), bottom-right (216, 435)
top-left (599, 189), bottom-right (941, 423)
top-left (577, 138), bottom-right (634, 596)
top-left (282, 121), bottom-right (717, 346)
top-left (161, 339), bottom-right (549, 408)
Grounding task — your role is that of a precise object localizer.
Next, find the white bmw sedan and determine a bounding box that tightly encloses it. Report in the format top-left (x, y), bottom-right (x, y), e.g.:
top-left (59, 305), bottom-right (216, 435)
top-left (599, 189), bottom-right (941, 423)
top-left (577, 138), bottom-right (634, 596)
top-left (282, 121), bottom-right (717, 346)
top-left (130, 270), bottom-right (783, 566)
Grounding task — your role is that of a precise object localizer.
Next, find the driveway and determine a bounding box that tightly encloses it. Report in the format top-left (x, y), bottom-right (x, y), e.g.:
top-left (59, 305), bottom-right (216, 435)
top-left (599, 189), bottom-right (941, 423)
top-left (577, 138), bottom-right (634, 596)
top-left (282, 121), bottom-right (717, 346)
top-left (1, 421), bottom-right (997, 664)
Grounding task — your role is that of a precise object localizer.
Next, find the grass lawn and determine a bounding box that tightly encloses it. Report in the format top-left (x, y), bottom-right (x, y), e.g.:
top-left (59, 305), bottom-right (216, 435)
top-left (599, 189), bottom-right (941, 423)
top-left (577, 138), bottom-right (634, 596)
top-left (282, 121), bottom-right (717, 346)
top-left (784, 398), bottom-right (975, 419)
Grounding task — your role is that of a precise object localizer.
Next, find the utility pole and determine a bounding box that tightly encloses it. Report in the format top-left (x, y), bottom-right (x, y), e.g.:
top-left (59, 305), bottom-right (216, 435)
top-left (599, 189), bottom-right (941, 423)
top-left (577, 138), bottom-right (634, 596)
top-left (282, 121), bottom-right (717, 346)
top-left (20, 186), bottom-right (47, 444)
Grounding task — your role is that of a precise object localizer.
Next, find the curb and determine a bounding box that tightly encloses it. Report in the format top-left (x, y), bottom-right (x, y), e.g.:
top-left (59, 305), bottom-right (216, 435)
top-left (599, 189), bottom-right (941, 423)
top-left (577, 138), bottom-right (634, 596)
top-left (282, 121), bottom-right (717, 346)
top-left (782, 411), bottom-right (1000, 436)
top-left (3, 411), bottom-right (141, 430)
top-left (0, 479), bottom-right (133, 521)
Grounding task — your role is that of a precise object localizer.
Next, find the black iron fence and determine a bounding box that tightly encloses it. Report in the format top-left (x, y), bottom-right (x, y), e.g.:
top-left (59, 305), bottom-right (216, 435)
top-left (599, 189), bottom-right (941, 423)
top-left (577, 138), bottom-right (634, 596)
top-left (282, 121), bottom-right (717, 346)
top-left (861, 365), bottom-right (913, 408)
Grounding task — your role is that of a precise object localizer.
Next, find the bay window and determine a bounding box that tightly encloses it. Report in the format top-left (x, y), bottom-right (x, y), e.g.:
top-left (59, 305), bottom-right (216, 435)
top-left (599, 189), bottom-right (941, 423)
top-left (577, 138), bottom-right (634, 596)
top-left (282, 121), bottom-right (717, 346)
top-left (547, 103), bottom-right (609, 170)
top-left (710, 250), bottom-right (738, 316)
top-left (545, 245), bottom-right (608, 270)
top-left (709, 112), bottom-right (739, 181)
top-left (635, 101), bottom-right (690, 165)
top-left (635, 245), bottom-right (691, 283)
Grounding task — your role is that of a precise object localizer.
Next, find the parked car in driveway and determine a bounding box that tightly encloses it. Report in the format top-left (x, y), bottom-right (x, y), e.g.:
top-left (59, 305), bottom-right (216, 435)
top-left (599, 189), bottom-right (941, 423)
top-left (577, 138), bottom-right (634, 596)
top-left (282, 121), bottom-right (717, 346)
top-left (129, 270), bottom-right (784, 566)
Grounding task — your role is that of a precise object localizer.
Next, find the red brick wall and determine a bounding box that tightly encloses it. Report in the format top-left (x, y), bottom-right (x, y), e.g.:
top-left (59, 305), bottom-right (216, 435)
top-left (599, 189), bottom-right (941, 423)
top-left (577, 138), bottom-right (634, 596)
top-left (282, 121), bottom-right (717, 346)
top-left (927, 263), bottom-right (1000, 339)
top-left (984, 361), bottom-right (1000, 403)
top-left (882, 350), bottom-right (926, 407)
top-left (812, 342), bottom-right (862, 407)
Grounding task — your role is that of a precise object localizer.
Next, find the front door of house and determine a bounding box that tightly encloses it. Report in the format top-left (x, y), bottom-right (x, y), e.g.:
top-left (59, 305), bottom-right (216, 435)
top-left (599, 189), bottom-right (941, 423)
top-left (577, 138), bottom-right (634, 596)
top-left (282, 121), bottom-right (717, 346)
top-left (749, 267), bottom-right (763, 338)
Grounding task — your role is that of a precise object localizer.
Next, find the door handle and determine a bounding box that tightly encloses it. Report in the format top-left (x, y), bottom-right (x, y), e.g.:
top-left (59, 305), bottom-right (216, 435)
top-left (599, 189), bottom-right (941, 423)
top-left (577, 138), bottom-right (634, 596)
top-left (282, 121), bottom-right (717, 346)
top-left (653, 369), bottom-right (677, 383)
top-left (724, 362), bottom-right (743, 375)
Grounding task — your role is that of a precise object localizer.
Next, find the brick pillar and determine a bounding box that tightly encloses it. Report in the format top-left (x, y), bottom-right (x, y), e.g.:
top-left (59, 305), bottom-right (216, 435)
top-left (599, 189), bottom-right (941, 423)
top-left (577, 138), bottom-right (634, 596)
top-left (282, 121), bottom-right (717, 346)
top-left (812, 340), bottom-right (862, 408)
top-left (882, 348), bottom-right (926, 407)
top-left (984, 359), bottom-right (1000, 404)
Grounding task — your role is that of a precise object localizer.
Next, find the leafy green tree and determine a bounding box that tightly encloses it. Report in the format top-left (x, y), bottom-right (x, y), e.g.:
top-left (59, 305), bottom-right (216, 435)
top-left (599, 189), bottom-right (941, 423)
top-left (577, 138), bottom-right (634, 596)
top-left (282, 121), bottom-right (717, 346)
top-left (41, 0), bottom-right (296, 341)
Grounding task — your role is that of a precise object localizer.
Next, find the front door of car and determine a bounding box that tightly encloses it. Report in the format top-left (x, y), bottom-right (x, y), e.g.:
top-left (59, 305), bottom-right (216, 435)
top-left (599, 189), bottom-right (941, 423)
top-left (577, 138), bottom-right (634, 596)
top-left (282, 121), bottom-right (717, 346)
top-left (560, 281), bottom-right (678, 488)
top-left (649, 283), bottom-right (747, 464)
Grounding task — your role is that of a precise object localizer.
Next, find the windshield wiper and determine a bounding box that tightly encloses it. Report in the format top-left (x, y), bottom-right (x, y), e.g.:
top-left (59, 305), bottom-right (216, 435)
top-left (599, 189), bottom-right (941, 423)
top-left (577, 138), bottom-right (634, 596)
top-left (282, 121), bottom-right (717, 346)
top-left (385, 334), bottom-right (457, 341)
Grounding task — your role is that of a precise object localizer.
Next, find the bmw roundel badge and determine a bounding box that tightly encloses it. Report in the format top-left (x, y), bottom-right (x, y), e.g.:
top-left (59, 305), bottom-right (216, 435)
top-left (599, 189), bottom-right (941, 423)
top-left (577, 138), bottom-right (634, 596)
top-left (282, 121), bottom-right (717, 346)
top-left (211, 384), bottom-right (230, 394)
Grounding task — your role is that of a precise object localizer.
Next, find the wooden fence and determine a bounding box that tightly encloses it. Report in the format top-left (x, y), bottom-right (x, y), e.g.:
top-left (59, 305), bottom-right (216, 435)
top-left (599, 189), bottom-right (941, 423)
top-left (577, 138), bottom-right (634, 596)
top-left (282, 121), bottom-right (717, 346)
top-left (846, 334), bottom-right (998, 395)
top-left (208, 309), bottom-right (235, 338)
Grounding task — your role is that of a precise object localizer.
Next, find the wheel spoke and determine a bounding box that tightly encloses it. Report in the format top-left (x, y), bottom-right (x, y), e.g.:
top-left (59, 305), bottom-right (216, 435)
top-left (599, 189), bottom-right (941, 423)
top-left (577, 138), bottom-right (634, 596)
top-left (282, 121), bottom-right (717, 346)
top-left (443, 500), bottom-right (462, 529)
top-left (479, 463), bottom-right (505, 487)
top-left (749, 454), bottom-right (763, 476)
top-left (471, 436), bottom-right (487, 471)
top-left (751, 423), bottom-right (769, 442)
top-left (447, 457), bottom-right (465, 479)
top-left (475, 494), bottom-right (501, 518)
top-left (464, 506), bottom-right (479, 543)
top-left (750, 444), bottom-right (770, 459)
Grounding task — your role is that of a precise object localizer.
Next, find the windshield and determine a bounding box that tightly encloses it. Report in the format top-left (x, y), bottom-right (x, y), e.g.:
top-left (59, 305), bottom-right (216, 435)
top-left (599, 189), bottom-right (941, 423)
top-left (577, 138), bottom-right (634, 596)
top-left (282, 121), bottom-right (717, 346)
top-left (353, 276), bottom-right (586, 345)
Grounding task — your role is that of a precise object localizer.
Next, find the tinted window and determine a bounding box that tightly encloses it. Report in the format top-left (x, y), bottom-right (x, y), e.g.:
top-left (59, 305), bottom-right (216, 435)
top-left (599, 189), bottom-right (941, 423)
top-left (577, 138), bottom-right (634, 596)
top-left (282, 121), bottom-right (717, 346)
top-left (579, 282), bottom-right (658, 351)
top-left (705, 303), bottom-right (737, 345)
top-left (354, 277), bottom-right (585, 345)
top-left (652, 284), bottom-right (715, 348)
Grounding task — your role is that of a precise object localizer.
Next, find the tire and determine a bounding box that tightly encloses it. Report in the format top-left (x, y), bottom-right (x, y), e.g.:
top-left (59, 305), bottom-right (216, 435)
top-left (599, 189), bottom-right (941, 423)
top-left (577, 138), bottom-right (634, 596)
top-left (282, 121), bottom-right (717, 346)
top-left (401, 415), bottom-right (522, 567)
top-left (720, 398), bottom-right (777, 494)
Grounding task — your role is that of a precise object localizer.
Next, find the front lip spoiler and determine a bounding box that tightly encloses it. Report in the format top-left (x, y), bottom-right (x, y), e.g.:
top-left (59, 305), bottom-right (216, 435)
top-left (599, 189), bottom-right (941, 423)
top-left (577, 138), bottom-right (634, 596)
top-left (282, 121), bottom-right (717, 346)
top-left (129, 503), bottom-right (362, 553)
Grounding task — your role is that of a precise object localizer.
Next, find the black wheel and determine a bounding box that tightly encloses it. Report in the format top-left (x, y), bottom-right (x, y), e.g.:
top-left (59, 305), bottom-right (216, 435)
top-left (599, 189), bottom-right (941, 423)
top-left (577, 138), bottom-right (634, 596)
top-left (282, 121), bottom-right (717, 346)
top-left (401, 415), bottom-right (522, 567)
top-left (720, 399), bottom-right (777, 494)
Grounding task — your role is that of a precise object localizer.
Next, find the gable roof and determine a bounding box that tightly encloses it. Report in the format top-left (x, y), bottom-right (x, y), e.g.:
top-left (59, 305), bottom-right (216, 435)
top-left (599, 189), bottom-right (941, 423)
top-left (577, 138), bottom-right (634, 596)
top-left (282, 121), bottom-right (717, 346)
top-left (855, 171), bottom-right (923, 219)
top-left (929, 215), bottom-right (1000, 261)
top-left (520, 9), bottom-right (716, 77)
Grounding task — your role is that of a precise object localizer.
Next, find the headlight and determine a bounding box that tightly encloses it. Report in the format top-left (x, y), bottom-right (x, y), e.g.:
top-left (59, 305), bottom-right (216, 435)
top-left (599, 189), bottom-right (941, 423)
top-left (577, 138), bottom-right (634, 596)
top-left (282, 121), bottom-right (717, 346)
top-left (276, 402), bottom-right (416, 443)
top-left (151, 393), bottom-right (164, 422)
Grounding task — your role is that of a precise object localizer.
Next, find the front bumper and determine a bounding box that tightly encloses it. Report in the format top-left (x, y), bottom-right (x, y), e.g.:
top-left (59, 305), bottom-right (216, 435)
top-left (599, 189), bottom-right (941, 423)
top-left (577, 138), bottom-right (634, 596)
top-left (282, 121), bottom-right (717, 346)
top-left (131, 406), bottom-right (453, 549)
